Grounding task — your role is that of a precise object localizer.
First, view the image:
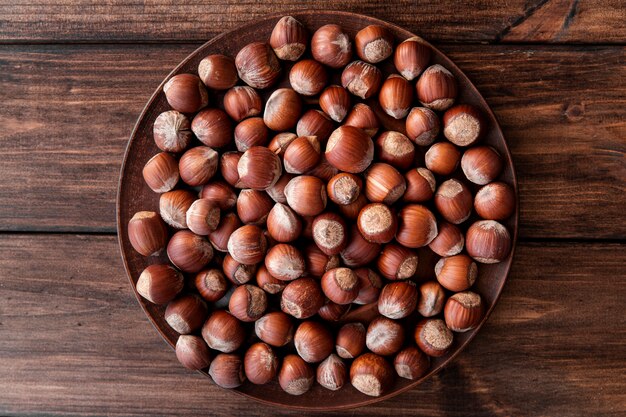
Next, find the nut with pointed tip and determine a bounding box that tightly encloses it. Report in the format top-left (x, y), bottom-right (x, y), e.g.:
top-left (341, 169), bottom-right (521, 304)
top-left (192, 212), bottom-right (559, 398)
top-left (228, 284), bottom-right (267, 322)
top-left (444, 291), bottom-right (483, 332)
top-left (179, 146), bottom-right (218, 186)
top-left (237, 146), bottom-right (282, 190)
top-left (284, 136), bottom-right (321, 174)
top-left (200, 181), bottom-right (237, 210)
top-left (379, 75), bottom-right (413, 119)
top-left (198, 54), bottom-right (238, 90)
top-left (357, 203), bottom-right (397, 244)
top-left (153, 110), bottom-right (192, 153)
top-left (326, 126), bottom-right (374, 173)
top-left (289, 59), bottom-right (328, 96)
top-left (223, 86), bottom-right (262, 122)
top-left (279, 354), bottom-right (314, 395)
top-left (375, 131), bottom-right (415, 170)
top-left (236, 189), bottom-right (273, 225)
top-left (312, 212), bottom-right (348, 255)
top-left (195, 268), bottom-right (228, 302)
top-left (263, 88), bottom-right (302, 131)
top-left (159, 189), bottom-right (195, 229)
top-left (417, 281), bottom-right (446, 317)
top-left (350, 353), bottom-right (394, 397)
top-left (175, 335), bottom-right (211, 370)
top-left (255, 265), bottom-right (286, 294)
top-left (284, 175), bottom-right (327, 217)
top-left (461, 145), bottom-right (504, 185)
top-left (340, 225), bottom-right (381, 267)
top-left (255, 311), bottom-right (294, 347)
top-left (317, 354), bottom-right (347, 391)
top-left (264, 243), bottom-right (306, 281)
top-left (366, 316), bottom-right (405, 356)
top-left (428, 221), bottom-right (464, 257)
top-left (165, 294), bottom-right (208, 334)
top-left (235, 42), bottom-right (281, 89)
top-left (466, 220), bottom-right (512, 264)
top-left (377, 243), bottom-right (418, 280)
top-left (416, 64), bottom-right (457, 111)
top-left (136, 264), bottom-right (184, 304)
top-left (434, 179), bottom-right (473, 224)
top-left (311, 24), bottom-right (352, 68)
top-left (406, 107), bottom-right (439, 146)
top-left (294, 321), bottom-right (334, 363)
top-left (321, 267), bottom-right (359, 305)
top-left (364, 163), bottom-right (406, 205)
top-left (414, 318), bottom-right (454, 357)
top-left (143, 152), bottom-right (179, 193)
top-left (244, 342), bottom-right (278, 384)
top-left (319, 85), bottom-right (351, 122)
top-left (435, 254), bottom-right (477, 291)
top-left (394, 37), bottom-right (431, 80)
top-left (396, 204), bottom-right (438, 248)
top-left (191, 108), bottom-right (233, 148)
top-left (337, 193), bottom-right (369, 221)
top-left (341, 60), bottom-right (383, 99)
top-left (378, 281), bottom-right (418, 319)
top-left (443, 104), bottom-right (485, 147)
top-left (235, 117), bottom-right (269, 152)
top-left (280, 277), bottom-right (325, 319)
top-left (266, 202), bottom-right (302, 242)
top-left (336, 322), bottom-right (366, 359)
top-left (474, 182), bottom-right (515, 220)
top-left (394, 346), bottom-right (430, 380)
top-left (327, 173), bottom-right (362, 206)
top-left (318, 300), bottom-right (351, 321)
top-left (344, 103), bottom-right (380, 137)
top-left (296, 110), bottom-right (334, 144)
top-left (226, 224), bottom-right (267, 265)
top-left (355, 25), bottom-right (393, 63)
top-left (403, 168), bottom-right (436, 203)
top-left (267, 132), bottom-right (297, 156)
top-left (163, 73), bottom-right (208, 113)
top-left (265, 173), bottom-right (294, 205)
top-left (128, 211), bottom-right (168, 256)
top-left (425, 141), bottom-right (461, 176)
top-left (222, 253), bottom-right (256, 285)
top-left (167, 230), bottom-right (214, 273)
top-left (354, 268), bottom-right (383, 305)
top-left (209, 353), bottom-right (245, 388)
top-left (270, 16), bottom-right (307, 61)
top-left (209, 212), bottom-right (241, 252)
top-left (220, 151), bottom-right (243, 188)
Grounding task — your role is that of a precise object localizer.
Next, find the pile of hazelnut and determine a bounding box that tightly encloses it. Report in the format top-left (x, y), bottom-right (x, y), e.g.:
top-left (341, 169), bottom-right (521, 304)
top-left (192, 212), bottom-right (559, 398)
top-left (128, 16), bottom-right (515, 398)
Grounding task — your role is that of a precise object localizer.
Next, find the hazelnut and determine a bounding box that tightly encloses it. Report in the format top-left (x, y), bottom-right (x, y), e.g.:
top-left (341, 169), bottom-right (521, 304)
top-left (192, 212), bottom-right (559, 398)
top-left (341, 60), bottom-right (383, 99)
top-left (269, 16), bottom-right (307, 61)
top-left (379, 75), bottom-right (413, 119)
top-left (319, 85), bottom-right (351, 122)
top-left (394, 37), bottom-right (431, 80)
top-left (264, 243), bottom-right (306, 281)
top-left (255, 311), bottom-right (295, 347)
top-left (305, 156), bottom-right (340, 181)
top-left (266, 202), bottom-right (302, 242)
top-left (378, 281), bottom-right (418, 319)
top-left (327, 173), bottom-right (362, 205)
top-left (294, 321), bottom-right (334, 363)
top-left (284, 175), bottom-right (327, 217)
top-left (178, 146), bottom-right (218, 186)
top-left (194, 268), bottom-right (228, 302)
top-left (434, 179), bottom-right (473, 224)
top-left (284, 136), bottom-right (321, 174)
top-left (465, 220), bottom-right (512, 264)
top-left (311, 24), bottom-right (352, 68)
top-left (414, 318), bottom-right (454, 357)
top-left (355, 25), bottom-right (393, 63)
top-left (153, 110), bottom-right (192, 153)
top-left (280, 277), bottom-right (325, 319)
top-left (325, 126), bottom-right (374, 173)
top-left (444, 291), bottom-right (483, 332)
top-left (336, 322), bottom-right (366, 359)
top-left (244, 342), bottom-right (278, 384)
top-left (200, 181), bottom-right (237, 210)
top-left (312, 212), bottom-right (348, 255)
top-left (428, 221), bottom-right (464, 257)
top-left (403, 168), bottom-right (436, 202)
top-left (354, 268), bottom-right (383, 305)
top-left (443, 104), bottom-right (485, 147)
top-left (304, 243), bottom-right (340, 277)
top-left (175, 335), bottom-right (211, 370)
top-left (167, 230), bottom-right (214, 273)
top-left (191, 108), bottom-right (234, 148)
top-left (236, 189), bottom-right (273, 225)
top-left (396, 204), bottom-right (438, 248)
top-left (163, 73), bottom-right (208, 113)
top-left (340, 225), bottom-right (381, 267)
top-left (220, 151), bottom-right (243, 188)
top-left (255, 265), bottom-right (286, 294)
top-left (474, 182), bottom-right (515, 220)
top-left (364, 163), bottom-right (407, 204)
top-left (198, 54), bottom-right (238, 90)
top-left (415, 64), bottom-right (457, 111)
top-left (142, 152), bottom-right (179, 193)
top-left (317, 300), bottom-right (351, 321)
top-left (234, 117), bottom-right (269, 152)
top-left (337, 193), bottom-right (369, 221)
top-left (235, 42), bottom-right (281, 89)
top-left (136, 264), bottom-right (184, 304)
top-left (350, 353), bottom-right (394, 397)
top-left (165, 294), bottom-right (208, 334)
top-left (434, 254), bottom-right (477, 291)
top-left (127, 211), bottom-right (168, 256)
top-left (265, 172), bottom-right (295, 204)
top-left (317, 354), bottom-right (347, 391)
top-left (222, 253), bottom-right (256, 285)
top-left (425, 141), bottom-right (461, 176)
top-left (223, 86), bottom-right (262, 122)
top-left (237, 146), bottom-right (283, 190)
top-left (344, 103), bottom-right (380, 137)
top-left (321, 267), bottom-right (359, 305)
top-left (289, 59), bottom-right (328, 96)
top-left (209, 212), bottom-right (241, 252)
top-left (377, 243), bottom-right (419, 280)
top-left (374, 131), bottom-right (415, 170)
top-left (417, 281), bottom-right (446, 317)
top-left (406, 107), bottom-right (439, 146)
top-left (279, 355), bottom-right (315, 396)
top-left (394, 346), bottom-right (430, 380)
top-left (226, 224), bottom-right (267, 264)
top-left (228, 284), bottom-right (267, 322)
top-left (159, 189), bottom-right (195, 229)
top-left (366, 316), bottom-right (405, 356)
top-left (296, 110), bottom-right (335, 143)
top-left (263, 88), bottom-right (302, 131)
top-left (209, 353), bottom-right (245, 388)
top-left (357, 203), bottom-right (397, 243)
top-left (461, 146), bottom-right (504, 185)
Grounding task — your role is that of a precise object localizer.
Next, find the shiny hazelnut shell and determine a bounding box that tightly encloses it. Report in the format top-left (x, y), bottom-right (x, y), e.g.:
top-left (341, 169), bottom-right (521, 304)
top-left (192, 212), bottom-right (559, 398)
top-left (355, 25), bottom-right (393, 63)
top-left (443, 104), bottom-right (486, 147)
top-left (444, 291), bottom-right (483, 332)
top-left (209, 353), bottom-right (245, 389)
top-left (425, 141), bottom-right (461, 176)
top-left (357, 203), bottom-right (397, 244)
top-left (159, 189), bottom-right (196, 229)
top-left (194, 268), bottom-right (229, 302)
top-left (236, 189), bottom-right (273, 225)
top-left (209, 212), bottom-right (241, 252)
top-left (311, 24), bottom-right (353, 68)
top-left (222, 253), bottom-right (256, 285)
top-left (165, 294), bottom-right (208, 334)
top-left (414, 318), bottom-right (454, 357)
top-left (396, 204), bottom-right (438, 248)
top-left (153, 110), bottom-right (192, 153)
top-left (136, 264), bottom-right (184, 305)
top-left (128, 211), bottom-right (169, 257)
top-left (327, 173), bottom-right (363, 205)
top-left (244, 342), bottom-right (278, 384)
top-left (296, 110), bottom-right (335, 143)
top-left (474, 182), bottom-right (516, 220)
top-left (317, 354), bottom-right (347, 391)
top-left (283, 136), bottom-right (321, 174)
top-left (264, 243), bottom-right (306, 281)
top-left (234, 117), bottom-right (269, 152)
top-left (237, 146), bottom-right (283, 190)
top-left (417, 281), bottom-right (446, 317)
top-left (405, 106), bottom-right (440, 146)
top-left (163, 73), bottom-right (208, 113)
top-left (226, 224), bottom-right (267, 265)
top-left (394, 346), bottom-right (430, 380)
top-left (378, 281), bottom-right (418, 319)
top-left (228, 284), bottom-right (268, 322)
top-left (403, 168), bottom-right (436, 203)
top-left (344, 103), bottom-right (380, 137)
top-left (175, 335), bottom-right (211, 370)
top-left (379, 75), bottom-right (414, 119)
top-left (294, 321), bottom-right (334, 363)
top-left (364, 163), bottom-right (407, 205)
top-left (461, 146), bottom-right (504, 185)
top-left (178, 146), bottom-right (218, 186)
top-left (336, 322), bottom-right (366, 359)
top-left (350, 353), bottom-right (394, 397)
top-left (167, 230), bottom-right (214, 273)
top-left (235, 42), bottom-right (281, 89)
top-left (341, 60), bottom-right (383, 99)
top-left (428, 221), bottom-right (465, 257)
top-left (321, 267), bottom-right (359, 305)
top-left (465, 220), bottom-right (512, 264)
top-left (434, 254), bottom-right (477, 292)
top-left (415, 64), bottom-right (457, 111)
top-left (284, 175), bottom-right (327, 217)
top-left (374, 131), bottom-right (415, 170)
top-left (312, 212), bottom-right (348, 255)
top-left (255, 264), bottom-right (287, 294)
top-left (255, 311), bottom-right (295, 347)
top-left (280, 277), bottom-right (325, 319)
top-left (200, 181), bottom-right (237, 211)
top-left (220, 151), bottom-right (243, 188)
top-left (263, 88), bottom-right (302, 131)
top-left (266, 202), bottom-right (302, 242)
top-left (270, 16), bottom-right (308, 61)
top-left (279, 354), bottom-right (315, 395)
top-left (366, 316), bottom-right (405, 356)
top-left (142, 152), bottom-right (179, 193)
top-left (434, 179), bottom-right (474, 225)
top-left (376, 243), bottom-right (419, 280)
top-left (394, 37), bottom-right (431, 80)
top-left (325, 126), bottom-right (374, 174)
top-left (319, 85), bottom-right (351, 122)
top-left (354, 267), bottom-right (383, 305)
top-left (198, 54), bottom-right (238, 90)
top-left (289, 59), bottom-right (328, 96)
top-left (223, 86), bottom-right (262, 122)
top-left (191, 108), bottom-right (233, 148)
top-left (340, 225), bottom-right (382, 267)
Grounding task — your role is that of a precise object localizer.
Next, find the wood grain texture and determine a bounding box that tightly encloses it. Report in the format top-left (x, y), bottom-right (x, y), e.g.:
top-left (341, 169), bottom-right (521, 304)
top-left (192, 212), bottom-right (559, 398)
top-left (0, 1), bottom-right (624, 44)
top-left (0, 235), bottom-right (624, 416)
top-left (1, 44), bottom-right (624, 238)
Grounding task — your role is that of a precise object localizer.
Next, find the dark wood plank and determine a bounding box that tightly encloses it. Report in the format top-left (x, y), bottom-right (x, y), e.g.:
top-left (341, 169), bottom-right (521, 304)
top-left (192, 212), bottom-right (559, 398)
top-left (0, 235), bottom-right (623, 416)
top-left (1, 44), bottom-right (624, 238)
top-left (0, 1), bottom-right (624, 44)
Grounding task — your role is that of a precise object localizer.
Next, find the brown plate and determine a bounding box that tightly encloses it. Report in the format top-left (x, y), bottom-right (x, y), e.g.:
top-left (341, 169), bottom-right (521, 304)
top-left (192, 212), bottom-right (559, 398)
top-left (117, 10), bottom-right (519, 411)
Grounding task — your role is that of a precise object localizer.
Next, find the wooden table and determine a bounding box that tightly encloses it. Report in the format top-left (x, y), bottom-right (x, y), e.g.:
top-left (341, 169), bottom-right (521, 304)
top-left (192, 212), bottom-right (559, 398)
top-left (1, 2), bottom-right (624, 416)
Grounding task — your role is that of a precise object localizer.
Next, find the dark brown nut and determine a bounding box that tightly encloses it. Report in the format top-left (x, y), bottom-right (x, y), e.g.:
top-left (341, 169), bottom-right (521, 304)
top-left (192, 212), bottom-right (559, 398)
top-left (394, 37), bottom-right (431, 80)
top-left (237, 146), bottom-right (283, 190)
top-left (198, 54), bottom-right (238, 90)
top-left (378, 281), bottom-right (418, 319)
top-left (228, 284), bottom-right (267, 322)
top-left (178, 146), bottom-right (218, 186)
top-left (220, 151), bottom-right (243, 188)
top-left (417, 281), bottom-right (446, 317)
top-left (284, 175), bottom-right (327, 217)
top-left (337, 193), bottom-right (369, 221)
top-left (350, 353), bottom-right (394, 397)
top-left (317, 354), bottom-right (347, 391)
top-left (159, 189), bottom-right (195, 229)
top-left (303, 243), bottom-right (340, 277)
top-left (312, 212), bottom-right (348, 255)
top-left (195, 268), bottom-right (228, 302)
top-left (142, 152), bottom-right (179, 193)
top-left (357, 203), bottom-right (397, 244)
top-left (340, 225), bottom-right (381, 267)
top-left (153, 110), bottom-right (192, 153)
top-left (425, 141), bottom-right (461, 176)
top-left (444, 291), bottom-right (483, 332)
top-left (165, 294), bottom-right (208, 334)
top-left (377, 243), bottom-right (418, 280)
top-left (265, 172), bottom-right (295, 204)
top-left (379, 75), bottom-right (413, 119)
top-left (355, 25), bottom-right (393, 63)
top-left (311, 24), bottom-right (353, 68)
top-left (375, 131), bottom-right (415, 170)
top-left (465, 220), bottom-right (512, 264)
top-left (366, 316), bottom-right (405, 356)
top-left (163, 73), bottom-right (208, 113)
top-left (414, 318), bottom-right (454, 357)
top-left (364, 163), bottom-right (407, 204)
top-left (244, 342), bottom-right (278, 384)
top-left (341, 60), bottom-right (383, 99)
top-left (319, 85), bottom-right (351, 122)
top-left (434, 179), bottom-right (473, 224)
top-left (344, 103), bottom-right (380, 137)
top-left (201, 310), bottom-right (246, 353)
top-left (209, 212), bottom-right (241, 252)
top-left (167, 230), bottom-right (214, 273)
top-left (435, 254), bottom-right (477, 291)
top-left (405, 107), bottom-right (439, 146)
top-left (223, 86), bottom-right (263, 122)
top-left (325, 126), bottom-right (374, 173)
top-left (280, 277), bottom-right (325, 319)
top-left (336, 322), bottom-right (366, 359)
top-left (209, 353), bottom-right (245, 388)
top-left (234, 117), bottom-right (269, 152)
top-left (175, 335), bottom-right (211, 370)
top-left (128, 211), bottom-right (168, 257)
top-left (327, 173), bottom-right (362, 205)
top-left (235, 42), bottom-right (281, 89)
top-left (255, 265), bottom-right (287, 294)
top-left (403, 168), bottom-right (436, 203)
top-left (294, 321), bottom-right (334, 363)
top-left (394, 346), bottom-right (430, 380)
top-left (428, 221), bottom-right (464, 257)
top-left (263, 88), bottom-right (302, 131)
top-left (226, 224), bottom-right (267, 265)
top-left (415, 64), bottom-right (457, 111)
top-left (289, 59), bottom-right (328, 96)
top-left (284, 136), bottom-right (321, 174)
top-left (443, 104), bottom-right (485, 147)
top-left (279, 354), bottom-right (315, 395)
top-left (191, 108), bottom-right (234, 149)
top-left (296, 110), bottom-right (335, 144)
top-left (354, 267), bottom-right (383, 305)
top-left (317, 300), bottom-right (351, 321)
top-left (136, 264), bottom-right (184, 304)
top-left (222, 253), bottom-right (256, 285)
top-left (270, 16), bottom-right (307, 61)
top-left (396, 204), bottom-right (438, 248)
top-left (461, 146), bottom-right (504, 185)
top-left (264, 243), bottom-right (306, 281)
top-left (321, 267), bottom-right (359, 305)
top-left (266, 202), bottom-right (302, 243)
top-left (255, 311), bottom-right (295, 347)
top-left (236, 189), bottom-right (273, 225)
top-left (474, 182), bottom-right (516, 220)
